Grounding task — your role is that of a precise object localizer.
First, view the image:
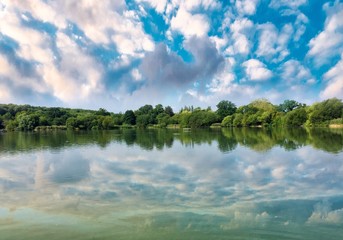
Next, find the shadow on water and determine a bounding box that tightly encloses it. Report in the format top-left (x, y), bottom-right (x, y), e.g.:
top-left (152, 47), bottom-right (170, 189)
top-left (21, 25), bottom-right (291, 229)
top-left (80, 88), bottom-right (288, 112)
top-left (0, 127), bottom-right (342, 154)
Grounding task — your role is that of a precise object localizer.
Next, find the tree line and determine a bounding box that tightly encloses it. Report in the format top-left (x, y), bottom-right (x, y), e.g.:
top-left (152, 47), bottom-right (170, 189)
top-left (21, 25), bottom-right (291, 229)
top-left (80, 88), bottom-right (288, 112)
top-left (0, 98), bottom-right (342, 131)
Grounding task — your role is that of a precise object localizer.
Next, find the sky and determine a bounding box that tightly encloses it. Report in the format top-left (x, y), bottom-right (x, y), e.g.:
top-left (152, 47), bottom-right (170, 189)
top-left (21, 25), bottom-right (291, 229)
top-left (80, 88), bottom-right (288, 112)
top-left (0, 0), bottom-right (342, 112)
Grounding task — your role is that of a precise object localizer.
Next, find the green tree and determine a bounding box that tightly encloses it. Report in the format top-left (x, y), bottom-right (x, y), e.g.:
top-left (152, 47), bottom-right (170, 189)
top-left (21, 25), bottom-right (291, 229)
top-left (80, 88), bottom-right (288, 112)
top-left (216, 100), bottom-right (237, 121)
top-left (156, 113), bottom-right (170, 127)
top-left (5, 119), bottom-right (18, 131)
top-left (66, 117), bottom-right (78, 129)
top-left (17, 113), bottom-right (39, 131)
top-left (233, 113), bottom-right (243, 127)
top-left (221, 115), bottom-right (234, 127)
top-left (102, 116), bottom-right (114, 129)
top-left (285, 108), bottom-right (307, 126)
top-left (96, 108), bottom-right (110, 116)
top-left (278, 100), bottom-right (302, 112)
top-left (249, 99), bottom-right (276, 112)
top-left (136, 114), bottom-right (150, 127)
top-left (164, 106), bottom-right (174, 116)
top-left (112, 113), bottom-right (124, 125)
top-left (309, 98), bottom-right (343, 125)
top-left (123, 110), bottom-right (136, 125)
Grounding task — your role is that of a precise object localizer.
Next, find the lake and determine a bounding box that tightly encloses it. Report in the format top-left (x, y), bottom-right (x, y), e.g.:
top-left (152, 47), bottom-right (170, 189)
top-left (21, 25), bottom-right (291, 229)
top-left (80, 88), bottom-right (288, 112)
top-left (0, 128), bottom-right (342, 239)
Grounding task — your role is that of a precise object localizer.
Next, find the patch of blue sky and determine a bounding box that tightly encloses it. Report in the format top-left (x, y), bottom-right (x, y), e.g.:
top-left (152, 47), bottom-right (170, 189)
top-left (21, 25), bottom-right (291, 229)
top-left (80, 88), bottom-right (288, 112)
top-left (89, 44), bottom-right (120, 67)
top-left (103, 58), bottom-right (142, 91)
top-left (63, 21), bottom-right (88, 47)
top-left (62, 21), bottom-right (120, 67)
top-left (20, 11), bottom-right (57, 36)
top-left (141, 8), bottom-right (169, 42)
top-left (0, 33), bottom-right (19, 51)
top-left (168, 34), bottom-right (194, 63)
top-left (0, 35), bottom-right (37, 77)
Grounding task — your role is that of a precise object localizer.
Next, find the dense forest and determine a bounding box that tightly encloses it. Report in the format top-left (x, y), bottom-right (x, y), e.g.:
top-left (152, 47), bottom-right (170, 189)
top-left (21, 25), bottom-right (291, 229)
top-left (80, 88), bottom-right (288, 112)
top-left (0, 98), bottom-right (342, 131)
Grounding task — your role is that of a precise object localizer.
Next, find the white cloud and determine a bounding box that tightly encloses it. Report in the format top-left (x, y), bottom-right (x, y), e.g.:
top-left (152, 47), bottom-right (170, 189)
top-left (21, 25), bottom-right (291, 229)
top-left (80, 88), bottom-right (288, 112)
top-left (183, 0), bottom-right (221, 11)
top-left (256, 23), bottom-right (293, 62)
top-left (320, 54), bottom-right (343, 99)
top-left (131, 69), bottom-right (143, 81)
top-left (294, 12), bottom-right (309, 41)
top-left (227, 18), bottom-right (254, 55)
top-left (36, 32), bottom-right (104, 102)
top-left (279, 60), bottom-right (314, 84)
top-left (307, 201), bottom-right (343, 224)
top-left (0, 52), bottom-right (47, 101)
top-left (242, 59), bottom-right (272, 81)
top-left (0, 9), bottom-right (104, 103)
top-left (281, 9), bottom-right (309, 42)
top-left (5, 0), bottom-right (154, 58)
top-left (308, 2), bottom-right (343, 66)
top-left (5, 0), bottom-right (67, 29)
top-left (210, 36), bottom-right (228, 51)
top-left (170, 6), bottom-right (210, 38)
top-left (269, 0), bottom-right (307, 9)
top-left (235, 0), bottom-right (260, 16)
top-left (136, 0), bottom-right (168, 13)
top-left (111, 10), bottom-right (154, 56)
top-left (207, 61), bottom-right (236, 94)
top-left (0, 8), bottom-right (53, 64)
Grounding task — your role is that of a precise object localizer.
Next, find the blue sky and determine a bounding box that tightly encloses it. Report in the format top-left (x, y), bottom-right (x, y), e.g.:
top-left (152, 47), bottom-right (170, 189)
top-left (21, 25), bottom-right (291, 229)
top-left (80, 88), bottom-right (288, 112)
top-left (0, 0), bottom-right (342, 112)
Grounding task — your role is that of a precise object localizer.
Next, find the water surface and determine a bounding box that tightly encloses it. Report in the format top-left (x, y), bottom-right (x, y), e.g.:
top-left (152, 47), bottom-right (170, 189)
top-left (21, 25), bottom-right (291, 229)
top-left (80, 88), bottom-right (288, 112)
top-left (0, 128), bottom-right (343, 239)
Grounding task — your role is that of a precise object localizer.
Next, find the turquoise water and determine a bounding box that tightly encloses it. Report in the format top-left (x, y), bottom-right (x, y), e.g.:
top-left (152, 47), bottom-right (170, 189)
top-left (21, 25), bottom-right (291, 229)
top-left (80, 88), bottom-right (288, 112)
top-left (0, 128), bottom-right (342, 239)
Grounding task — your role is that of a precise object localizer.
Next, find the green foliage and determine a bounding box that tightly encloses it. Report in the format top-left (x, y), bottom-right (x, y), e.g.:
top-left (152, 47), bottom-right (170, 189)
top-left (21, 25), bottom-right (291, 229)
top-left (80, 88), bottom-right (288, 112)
top-left (17, 113), bottom-right (39, 131)
top-left (308, 98), bottom-right (343, 125)
top-left (136, 114), bottom-right (151, 128)
top-left (112, 113), bottom-right (124, 125)
top-left (123, 110), bottom-right (136, 125)
top-left (156, 113), bottom-right (170, 127)
top-left (278, 100), bottom-right (303, 112)
top-left (249, 99), bottom-right (276, 112)
top-left (0, 98), bottom-right (341, 131)
top-left (102, 116), bottom-right (114, 129)
top-left (285, 108), bottom-right (307, 126)
top-left (233, 113), bottom-right (243, 127)
top-left (179, 112), bottom-right (192, 128)
top-left (188, 110), bottom-right (219, 128)
top-left (164, 106), bottom-right (174, 116)
top-left (66, 117), bottom-right (78, 129)
top-left (96, 108), bottom-right (110, 116)
top-left (216, 100), bottom-right (237, 121)
top-left (221, 115), bottom-right (234, 127)
top-left (5, 120), bottom-right (18, 131)
top-left (272, 112), bottom-right (286, 126)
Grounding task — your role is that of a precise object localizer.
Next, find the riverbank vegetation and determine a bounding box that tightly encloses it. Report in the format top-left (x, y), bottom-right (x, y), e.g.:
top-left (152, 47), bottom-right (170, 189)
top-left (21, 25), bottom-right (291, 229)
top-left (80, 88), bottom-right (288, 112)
top-left (0, 98), bottom-right (342, 131)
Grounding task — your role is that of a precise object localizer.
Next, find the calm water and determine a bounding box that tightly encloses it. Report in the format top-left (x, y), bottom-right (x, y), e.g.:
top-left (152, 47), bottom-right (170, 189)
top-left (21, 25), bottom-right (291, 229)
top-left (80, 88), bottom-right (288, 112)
top-left (0, 128), bottom-right (342, 239)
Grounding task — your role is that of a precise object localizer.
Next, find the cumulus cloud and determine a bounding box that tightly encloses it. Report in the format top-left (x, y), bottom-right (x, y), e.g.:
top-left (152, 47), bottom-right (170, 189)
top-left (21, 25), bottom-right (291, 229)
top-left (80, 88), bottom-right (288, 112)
top-left (228, 18), bottom-right (254, 55)
top-left (269, 0), bottom-right (307, 9)
top-left (242, 59), bottom-right (273, 81)
top-left (281, 10), bottom-right (309, 42)
top-left (308, 2), bottom-right (343, 66)
top-left (5, 0), bottom-right (154, 57)
top-left (135, 0), bottom-right (168, 13)
top-left (140, 36), bottom-right (224, 88)
top-left (207, 63), bottom-right (236, 94)
top-left (37, 32), bottom-right (104, 102)
top-left (170, 6), bottom-right (210, 38)
top-left (256, 23), bottom-right (293, 62)
top-left (235, 0), bottom-right (260, 16)
top-left (279, 60), bottom-right (315, 84)
top-left (0, 7), bottom-right (104, 103)
top-left (307, 201), bottom-right (343, 224)
top-left (320, 54), bottom-right (343, 99)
